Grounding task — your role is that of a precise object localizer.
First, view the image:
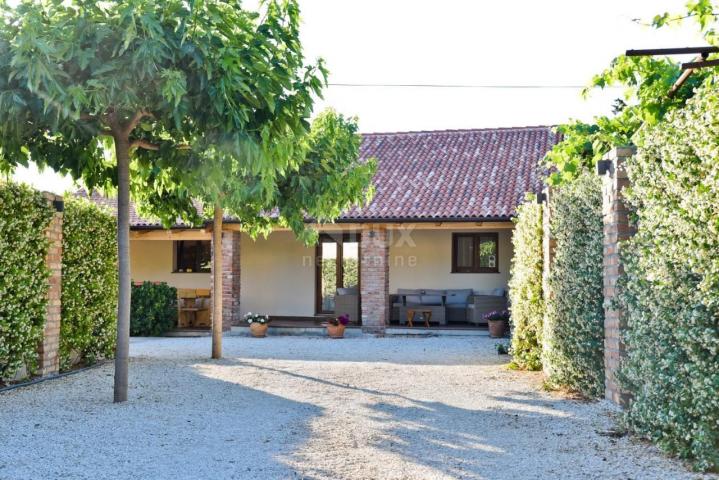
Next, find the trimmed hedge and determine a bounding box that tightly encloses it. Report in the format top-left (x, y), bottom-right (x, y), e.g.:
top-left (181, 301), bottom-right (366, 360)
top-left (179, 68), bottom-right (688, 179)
top-left (130, 282), bottom-right (178, 336)
top-left (543, 172), bottom-right (605, 397)
top-left (0, 182), bottom-right (54, 380)
top-left (508, 194), bottom-right (544, 370)
top-left (60, 196), bottom-right (117, 371)
top-left (618, 83), bottom-right (719, 471)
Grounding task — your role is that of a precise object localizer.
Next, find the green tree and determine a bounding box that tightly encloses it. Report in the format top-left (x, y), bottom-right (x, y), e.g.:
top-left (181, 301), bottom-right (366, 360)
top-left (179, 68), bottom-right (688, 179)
top-left (544, 3), bottom-right (717, 185)
top-left (135, 108), bottom-right (374, 359)
top-left (0, 0), bottom-right (373, 401)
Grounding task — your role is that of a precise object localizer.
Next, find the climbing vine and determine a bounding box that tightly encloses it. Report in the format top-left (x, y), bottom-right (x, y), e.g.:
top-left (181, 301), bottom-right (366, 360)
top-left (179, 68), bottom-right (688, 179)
top-left (0, 182), bottom-right (54, 380)
top-left (617, 81), bottom-right (719, 472)
top-left (60, 196), bottom-right (118, 370)
top-left (543, 173), bottom-right (605, 397)
top-left (508, 195), bottom-right (544, 371)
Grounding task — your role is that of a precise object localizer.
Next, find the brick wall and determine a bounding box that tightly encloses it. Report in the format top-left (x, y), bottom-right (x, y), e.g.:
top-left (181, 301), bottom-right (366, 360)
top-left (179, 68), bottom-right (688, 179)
top-left (37, 193), bottom-right (63, 377)
top-left (211, 230), bottom-right (241, 330)
top-left (600, 147), bottom-right (636, 405)
top-left (360, 225), bottom-right (389, 334)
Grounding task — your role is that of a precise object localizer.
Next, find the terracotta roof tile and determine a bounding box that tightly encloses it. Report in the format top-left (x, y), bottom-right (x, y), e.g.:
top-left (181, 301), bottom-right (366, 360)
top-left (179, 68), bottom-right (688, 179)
top-left (344, 126), bottom-right (558, 221)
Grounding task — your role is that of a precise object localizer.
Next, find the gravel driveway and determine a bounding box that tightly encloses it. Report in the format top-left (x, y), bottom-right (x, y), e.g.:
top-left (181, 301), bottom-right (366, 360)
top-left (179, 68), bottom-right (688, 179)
top-left (0, 335), bottom-right (713, 480)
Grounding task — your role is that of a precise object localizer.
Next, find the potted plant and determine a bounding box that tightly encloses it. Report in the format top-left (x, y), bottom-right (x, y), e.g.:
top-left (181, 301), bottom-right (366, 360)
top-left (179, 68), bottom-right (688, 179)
top-left (244, 312), bottom-right (270, 337)
top-left (326, 314), bottom-right (350, 339)
top-left (484, 310), bottom-right (510, 338)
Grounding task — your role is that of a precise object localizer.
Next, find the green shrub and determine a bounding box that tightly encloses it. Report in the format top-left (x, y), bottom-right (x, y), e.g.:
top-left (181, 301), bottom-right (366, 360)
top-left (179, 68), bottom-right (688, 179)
top-left (617, 83), bottom-right (719, 471)
top-left (0, 182), bottom-right (54, 380)
top-left (508, 194), bottom-right (544, 370)
top-left (60, 196), bottom-right (117, 371)
top-left (130, 282), bottom-right (178, 336)
top-left (543, 172), bottom-right (604, 397)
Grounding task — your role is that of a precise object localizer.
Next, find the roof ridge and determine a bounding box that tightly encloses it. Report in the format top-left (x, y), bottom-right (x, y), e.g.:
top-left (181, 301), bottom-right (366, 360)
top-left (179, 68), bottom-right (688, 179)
top-left (360, 125), bottom-right (556, 137)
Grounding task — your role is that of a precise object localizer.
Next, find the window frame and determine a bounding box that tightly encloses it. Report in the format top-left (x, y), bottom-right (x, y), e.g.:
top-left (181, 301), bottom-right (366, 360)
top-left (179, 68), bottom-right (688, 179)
top-left (451, 232), bottom-right (499, 274)
top-left (173, 240), bottom-right (211, 274)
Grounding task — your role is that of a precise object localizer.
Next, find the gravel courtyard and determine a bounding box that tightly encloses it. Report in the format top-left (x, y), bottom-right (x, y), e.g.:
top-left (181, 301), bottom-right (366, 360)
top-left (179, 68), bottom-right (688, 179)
top-left (0, 335), bottom-right (712, 480)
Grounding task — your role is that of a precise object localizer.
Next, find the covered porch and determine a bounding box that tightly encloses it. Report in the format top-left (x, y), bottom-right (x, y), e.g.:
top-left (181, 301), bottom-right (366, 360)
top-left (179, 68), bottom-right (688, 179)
top-left (129, 221), bottom-right (514, 333)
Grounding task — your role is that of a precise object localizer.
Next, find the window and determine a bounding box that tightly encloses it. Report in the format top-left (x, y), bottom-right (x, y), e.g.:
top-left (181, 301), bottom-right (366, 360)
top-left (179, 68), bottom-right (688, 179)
top-left (451, 233), bottom-right (499, 273)
top-left (174, 240), bottom-right (211, 273)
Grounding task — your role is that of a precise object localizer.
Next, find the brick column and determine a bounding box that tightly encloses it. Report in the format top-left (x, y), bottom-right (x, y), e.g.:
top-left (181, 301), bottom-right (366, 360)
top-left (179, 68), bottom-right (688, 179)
top-left (211, 230), bottom-right (241, 330)
top-left (598, 146), bottom-right (636, 405)
top-left (540, 187), bottom-right (556, 376)
top-left (38, 193), bottom-right (63, 376)
top-left (360, 224), bottom-right (389, 334)
top-left (541, 187), bottom-right (555, 300)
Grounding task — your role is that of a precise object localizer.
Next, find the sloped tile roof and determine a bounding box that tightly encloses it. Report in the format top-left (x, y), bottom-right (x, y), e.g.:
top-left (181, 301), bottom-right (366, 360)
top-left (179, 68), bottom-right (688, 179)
top-left (81, 126), bottom-right (558, 227)
top-left (346, 126), bottom-right (558, 221)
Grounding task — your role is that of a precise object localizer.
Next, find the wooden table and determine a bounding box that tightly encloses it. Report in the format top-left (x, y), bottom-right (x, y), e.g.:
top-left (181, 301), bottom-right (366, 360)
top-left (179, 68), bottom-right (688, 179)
top-left (406, 308), bottom-right (432, 328)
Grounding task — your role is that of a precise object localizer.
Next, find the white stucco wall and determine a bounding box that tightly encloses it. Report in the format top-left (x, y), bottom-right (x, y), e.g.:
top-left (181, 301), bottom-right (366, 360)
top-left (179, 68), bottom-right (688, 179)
top-left (240, 231), bottom-right (316, 317)
top-left (388, 229), bottom-right (513, 293)
top-left (130, 240), bottom-right (211, 289)
top-left (130, 226), bottom-right (514, 318)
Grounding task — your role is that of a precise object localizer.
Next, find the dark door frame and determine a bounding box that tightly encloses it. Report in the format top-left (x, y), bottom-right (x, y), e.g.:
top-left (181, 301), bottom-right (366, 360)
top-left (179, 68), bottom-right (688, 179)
top-left (314, 233), bottom-right (361, 315)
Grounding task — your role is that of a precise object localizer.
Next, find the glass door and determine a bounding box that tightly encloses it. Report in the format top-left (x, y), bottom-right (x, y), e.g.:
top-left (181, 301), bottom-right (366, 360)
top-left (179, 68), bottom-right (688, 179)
top-left (318, 239), bottom-right (338, 313)
top-left (315, 234), bottom-right (360, 314)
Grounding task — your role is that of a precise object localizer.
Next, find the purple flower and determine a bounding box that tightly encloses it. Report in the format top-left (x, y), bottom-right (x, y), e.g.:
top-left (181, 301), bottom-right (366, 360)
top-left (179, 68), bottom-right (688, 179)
top-left (337, 314), bottom-right (350, 326)
top-left (483, 309), bottom-right (510, 321)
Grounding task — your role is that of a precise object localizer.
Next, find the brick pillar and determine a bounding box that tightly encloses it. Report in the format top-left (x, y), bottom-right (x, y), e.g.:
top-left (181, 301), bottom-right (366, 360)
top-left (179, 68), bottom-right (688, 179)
top-left (360, 224), bottom-right (389, 334)
top-left (540, 187), bottom-right (556, 376)
top-left (38, 193), bottom-right (63, 376)
top-left (599, 146), bottom-right (636, 405)
top-left (541, 186), bottom-right (555, 299)
top-left (211, 230), bottom-right (240, 330)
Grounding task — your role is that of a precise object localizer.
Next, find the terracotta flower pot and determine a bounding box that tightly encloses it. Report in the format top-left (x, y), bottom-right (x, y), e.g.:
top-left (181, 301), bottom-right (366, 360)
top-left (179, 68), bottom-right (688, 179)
top-left (488, 319), bottom-right (507, 338)
top-left (327, 323), bottom-right (346, 339)
top-left (249, 322), bottom-right (268, 338)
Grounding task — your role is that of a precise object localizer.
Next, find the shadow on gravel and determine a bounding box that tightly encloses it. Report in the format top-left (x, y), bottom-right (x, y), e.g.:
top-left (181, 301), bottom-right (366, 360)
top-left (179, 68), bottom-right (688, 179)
top-left (0, 359), bottom-right (323, 480)
top-left (222, 359), bottom-right (587, 480)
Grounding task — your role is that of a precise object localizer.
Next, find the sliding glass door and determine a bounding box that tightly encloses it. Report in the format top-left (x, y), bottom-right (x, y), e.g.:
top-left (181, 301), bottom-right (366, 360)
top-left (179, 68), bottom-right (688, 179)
top-left (315, 234), bottom-right (360, 314)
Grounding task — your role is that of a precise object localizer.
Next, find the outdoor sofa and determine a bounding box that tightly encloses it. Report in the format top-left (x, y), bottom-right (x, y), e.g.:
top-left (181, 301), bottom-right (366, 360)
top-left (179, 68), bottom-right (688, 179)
top-left (391, 288), bottom-right (507, 326)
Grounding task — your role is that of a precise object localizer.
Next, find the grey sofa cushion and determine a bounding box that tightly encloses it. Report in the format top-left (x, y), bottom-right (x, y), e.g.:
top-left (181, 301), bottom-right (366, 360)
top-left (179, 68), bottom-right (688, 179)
top-left (421, 289), bottom-right (446, 305)
top-left (397, 288), bottom-right (421, 304)
top-left (445, 289), bottom-right (473, 305)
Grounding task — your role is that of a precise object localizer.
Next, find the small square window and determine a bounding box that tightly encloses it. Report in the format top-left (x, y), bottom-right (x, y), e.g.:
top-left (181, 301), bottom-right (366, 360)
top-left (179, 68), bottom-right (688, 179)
top-left (174, 240), bottom-right (211, 273)
top-left (452, 233), bottom-right (499, 273)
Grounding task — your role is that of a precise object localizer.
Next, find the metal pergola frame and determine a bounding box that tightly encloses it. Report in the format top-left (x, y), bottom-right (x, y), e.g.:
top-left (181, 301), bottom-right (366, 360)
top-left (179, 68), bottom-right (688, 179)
top-left (626, 46), bottom-right (719, 97)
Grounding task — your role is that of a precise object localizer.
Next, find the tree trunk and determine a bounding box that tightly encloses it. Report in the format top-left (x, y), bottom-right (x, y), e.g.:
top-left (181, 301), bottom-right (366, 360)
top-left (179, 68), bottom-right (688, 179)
top-left (212, 203), bottom-right (223, 359)
top-left (114, 136), bottom-right (131, 403)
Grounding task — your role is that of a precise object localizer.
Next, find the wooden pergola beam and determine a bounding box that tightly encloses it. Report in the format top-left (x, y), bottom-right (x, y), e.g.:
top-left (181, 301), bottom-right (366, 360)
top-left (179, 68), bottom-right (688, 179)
top-left (626, 46), bottom-right (719, 56)
top-left (129, 221), bottom-right (514, 239)
top-left (682, 57), bottom-right (719, 69)
top-left (625, 46), bottom-right (718, 98)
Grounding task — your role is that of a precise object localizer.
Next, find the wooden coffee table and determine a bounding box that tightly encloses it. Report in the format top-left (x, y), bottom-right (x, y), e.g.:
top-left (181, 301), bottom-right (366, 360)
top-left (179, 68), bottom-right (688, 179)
top-left (406, 308), bottom-right (432, 328)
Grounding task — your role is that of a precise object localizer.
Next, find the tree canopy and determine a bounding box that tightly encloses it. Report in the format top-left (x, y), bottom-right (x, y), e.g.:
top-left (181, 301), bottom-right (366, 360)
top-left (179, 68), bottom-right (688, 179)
top-left (0, 0), bottom-right (375, 401)
top-left (543, 2), bottom-right (718, 185)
